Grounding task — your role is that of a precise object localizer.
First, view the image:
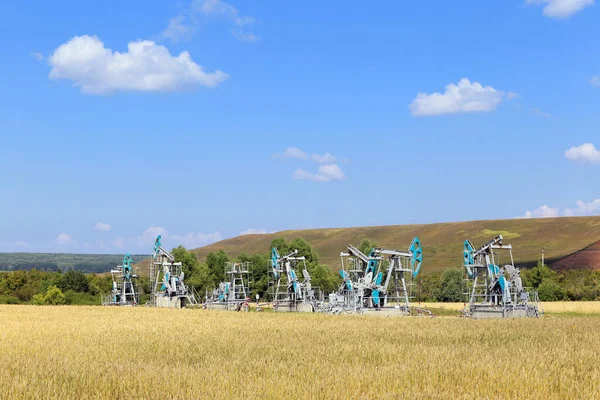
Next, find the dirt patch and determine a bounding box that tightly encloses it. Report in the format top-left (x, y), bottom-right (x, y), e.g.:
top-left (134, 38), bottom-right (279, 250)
top-left (552, 240), bottom-right (600, 271)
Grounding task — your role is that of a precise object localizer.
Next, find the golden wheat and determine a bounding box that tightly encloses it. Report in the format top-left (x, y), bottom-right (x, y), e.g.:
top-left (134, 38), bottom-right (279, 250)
top-left (0, 305), bottom-right (599, 399)
top-left (422, 301), bottom-right (600, 314)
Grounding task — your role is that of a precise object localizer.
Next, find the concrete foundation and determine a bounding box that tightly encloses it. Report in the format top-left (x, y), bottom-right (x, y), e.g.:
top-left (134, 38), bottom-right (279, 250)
top-left (274, 301), bottom-right (314, 313)
top-left (205, 302), bottom-right (247, 311)
top-left (470, 305), bottom-right (539, 319)
top-left (155, 296), bottom-right (188, 309)
top-left (360, 307), bottom-right (410, 317)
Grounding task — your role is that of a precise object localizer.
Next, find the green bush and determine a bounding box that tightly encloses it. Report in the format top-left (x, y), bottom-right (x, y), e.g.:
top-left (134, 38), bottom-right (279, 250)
top-left (537, 279), bottom-right (566, 301)
top-left (0, 295), bottom-right (21, 304)
top-left (32, 286), bottom-right (66, 305)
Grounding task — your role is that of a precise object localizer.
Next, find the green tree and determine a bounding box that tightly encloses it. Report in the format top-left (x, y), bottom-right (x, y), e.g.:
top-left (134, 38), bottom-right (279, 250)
top-left (521, 261), bottom-right (558, 288)
top-left (206, 250), bottom-right (229, 285)
top-left (171, 246), bottom-right (201, 278)
top-left (308, 264), bottom-right (339, 295)
top-left (418, 273), bottom-right (442, 302)
top-left (358, 238), bottom-right (379, 256)
top-left (33, 285), bottom-right (66, 305)
top-left (438, 268), bottom-right (463, 302)
top-left (238, 253), bottom-right (270, 299)
top-left (537, 279), bottom-right (566, 301)
top-left (270, 238), bottom-right (288, 255)
top-left (289, 238), bottom-right (320, 265)
top-left (57, 270), bottom-right (90, 293)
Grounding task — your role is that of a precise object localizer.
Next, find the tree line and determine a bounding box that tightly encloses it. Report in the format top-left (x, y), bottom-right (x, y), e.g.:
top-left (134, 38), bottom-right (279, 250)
top-left (0, 253), bottom-right (148, 273)
top-left (0, 237), bottom-right (598, 304)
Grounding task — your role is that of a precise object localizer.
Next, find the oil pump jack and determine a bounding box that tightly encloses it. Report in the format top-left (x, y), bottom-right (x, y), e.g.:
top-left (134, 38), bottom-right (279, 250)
top-left (205, 261), bottom-right (251, 311)
top-left (150, 235), bottom-right (198, 308)
top-left (270, 248), bottom-right (315, 312)
top-left (463, 235), bottom-right (541, 318)
top-left (102, 254), bottom-right (139, 306)
top-left (326, 237), bottom-right (424, 316)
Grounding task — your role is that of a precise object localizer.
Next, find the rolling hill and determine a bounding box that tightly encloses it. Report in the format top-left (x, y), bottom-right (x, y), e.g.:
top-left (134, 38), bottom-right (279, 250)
top-left (190, 216), bottom-right (600, 274)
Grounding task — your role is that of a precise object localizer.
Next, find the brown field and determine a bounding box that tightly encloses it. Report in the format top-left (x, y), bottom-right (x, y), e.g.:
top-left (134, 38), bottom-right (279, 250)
top-left (1, 305), bottom-right (600, 399)
top-left (180, 216), bottom-right (600, 274)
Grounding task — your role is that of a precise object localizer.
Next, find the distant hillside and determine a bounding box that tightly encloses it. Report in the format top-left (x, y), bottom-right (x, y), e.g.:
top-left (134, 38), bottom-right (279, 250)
top-left (190, 216), bottom-right (600, 274)
top-left (0, 253), bottom-right (149, 273)
top-left (553, 241), bottom-right (600, 271)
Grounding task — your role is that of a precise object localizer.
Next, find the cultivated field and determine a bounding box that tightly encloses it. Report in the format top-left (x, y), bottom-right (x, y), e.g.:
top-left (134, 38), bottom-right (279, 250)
top-left (1, 305), bottom-right (600, 399)
top-left (421, 301), bottom-right (600, 315)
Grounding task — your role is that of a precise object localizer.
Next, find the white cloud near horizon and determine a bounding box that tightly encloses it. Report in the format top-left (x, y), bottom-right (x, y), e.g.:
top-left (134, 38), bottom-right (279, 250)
top-left (518, 198), bottom-right (600, 219)
top-left (526, 0), bottom-right (594, 18)
top-left (55, 233), bottom-right (74, 245)
top-left (94, 222), bottom-right (112, 232)
top-left (239, 228), bottom-right (272, 235)
top-left (49, 35), bottom-right (228, 94)
top-left (171, 231), bottom-right (222, 248)
top-left (133, 226), bottom-right (221, 250)
top-left (565, 143), bottom-right (600, 164)
top-left (162, 0), bottom-right (259, 43)
top-left (294, 164), bottom-right (346, 183)
top-left (591, 76), bottom-right (600, 87)
top-left (517, 205), bottom-right (560, 219)
top-left (409, 78), bottom-right (516, 116)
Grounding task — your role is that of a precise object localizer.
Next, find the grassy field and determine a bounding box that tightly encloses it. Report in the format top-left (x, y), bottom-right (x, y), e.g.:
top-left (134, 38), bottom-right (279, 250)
top-left (1, 305), bottom-right (600, 399)
top-left (188, 216), bottom-right (600, 273)
top-left (421, 301), bottom-right (600, 316)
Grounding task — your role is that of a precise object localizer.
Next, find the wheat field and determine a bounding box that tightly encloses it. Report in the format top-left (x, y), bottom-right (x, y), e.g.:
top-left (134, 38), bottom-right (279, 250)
top-left (420, 301), bottom-right (600, 315)
top-left (1, 305), bottom-right (599, 399)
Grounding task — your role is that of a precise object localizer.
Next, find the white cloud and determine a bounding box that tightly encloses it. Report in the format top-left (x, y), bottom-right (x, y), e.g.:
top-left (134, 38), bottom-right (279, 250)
top-left (274, 148), bottom-right (346, 180)
top-left (49, 35), bottom-right (228, 94)
top-left (129, 226), bottom-right (220, 250)
top-left (31, 52), bottom-right (44, 61)
top-left (517, 205), bottom-right (560, 219)
top-left (233, 29), bottom-right (261, 43)
top-left (161, 16), bottom-right (195, 42)
top-left (311, 153), bottom-right (337, 164)
top-left (140, 226), bottom-right (168, 245)
top-left (409, 78), bottom-right (516, 117)
top-left (273, 147), bottom-right (308, 160)
top-left (591, 76), bottom-right (600, 87)
top-left (15, 241), bottom-right (31, 249)
top-left (530, 108), bottom-right (551, 118)
top-left (55, 233), bottom-right (74, 245)
top-left (163, 0), bottom-right (259, 43)
top-left (565, 143), bottom-right (600, 164)
top-left (564, 199), bottom-right (600, 216)
top-left (294, 164), bottom-right (346, 183)
top-left (518, 198), bottom-right (600, 219)
top-left (526, 0), bottom-right (594, 18)
top-left (240, 228), bottom-right (272, 235)
top-left (94, 222), bottom-right (112, 232)
top-left (171, 231), bottom-right (222, 248)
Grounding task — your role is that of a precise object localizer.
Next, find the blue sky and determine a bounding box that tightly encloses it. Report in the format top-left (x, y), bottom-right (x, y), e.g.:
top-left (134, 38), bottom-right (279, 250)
top-left (1, 0), bottom-right (599, 253)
